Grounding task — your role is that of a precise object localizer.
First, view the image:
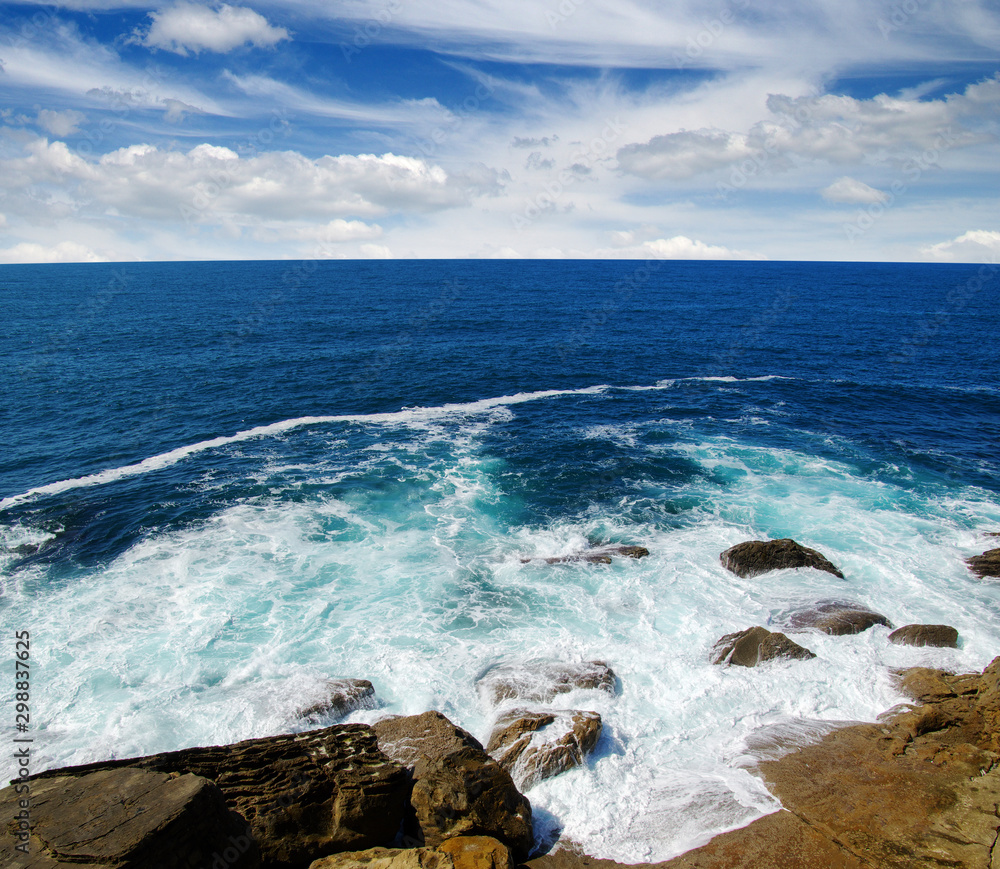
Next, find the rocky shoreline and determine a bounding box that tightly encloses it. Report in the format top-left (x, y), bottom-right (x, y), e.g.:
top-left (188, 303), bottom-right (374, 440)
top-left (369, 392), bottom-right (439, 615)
top-left (4, 536), bottom-right (999, 867)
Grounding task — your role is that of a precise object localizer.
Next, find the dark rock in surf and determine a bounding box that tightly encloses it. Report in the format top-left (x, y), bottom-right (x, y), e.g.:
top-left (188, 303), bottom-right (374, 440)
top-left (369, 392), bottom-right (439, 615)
top-left (478, 661), bottom-right (617, 707)
top-left (966, 548), bottom-right (1000, 578)
top-left (711, 626), bottom-right (816, 667)
top-left (0, 767), bottom-right (260, 868)
top-left (485, 709), bottom-right (602, 789)
top-left (888, 624), bottom-right (960, 648)
top-left (521, 545), bottom-right (649, 565)
top-left (774, 601), bottom-right (892, 636)
top-left (299, 678), bottom-right (377, 720)
top-left (720, 539), bottom-right (844, 579)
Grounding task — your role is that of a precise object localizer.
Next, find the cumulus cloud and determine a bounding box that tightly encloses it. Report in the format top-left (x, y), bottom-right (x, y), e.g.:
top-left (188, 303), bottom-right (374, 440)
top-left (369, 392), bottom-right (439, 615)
top-left (821, 176), bottom-right (889, 204)
top-left (589, 235), bottom-right (764, 260)
top-left (921, 230), bottom-right (1000, 262)
top-left (618, 76), bottom-right (1000, 181)
top-left (2, 137), bottom-right (500, 226)
top-left (0, 240), bottom-right (108, 263)
top-left (140, 3), bottom-right (289, 55)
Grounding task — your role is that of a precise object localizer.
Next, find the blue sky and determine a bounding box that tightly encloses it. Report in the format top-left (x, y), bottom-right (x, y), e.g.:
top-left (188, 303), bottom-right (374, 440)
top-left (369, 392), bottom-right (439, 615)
top-left (1, 0), bottom-right (998, 262)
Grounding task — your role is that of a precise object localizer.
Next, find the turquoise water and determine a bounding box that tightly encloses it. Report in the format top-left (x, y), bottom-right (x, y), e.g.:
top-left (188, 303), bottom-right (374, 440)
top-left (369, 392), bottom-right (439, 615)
top-left (2, 260), bottom-right (999, 859)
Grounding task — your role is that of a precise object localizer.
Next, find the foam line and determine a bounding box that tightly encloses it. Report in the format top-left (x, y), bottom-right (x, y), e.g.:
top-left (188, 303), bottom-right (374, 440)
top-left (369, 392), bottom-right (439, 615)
top-left (0, 385), bottom-right (611, 511)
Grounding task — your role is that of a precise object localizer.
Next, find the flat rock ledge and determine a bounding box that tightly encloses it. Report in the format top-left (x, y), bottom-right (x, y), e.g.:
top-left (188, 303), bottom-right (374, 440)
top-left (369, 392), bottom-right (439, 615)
top-left (486, 709), bottom-right (603, 790)
top-left (310, 836), bottom-right (513, 869)
top-left (528, 657), bottom-right (1000, 869)
top-left (720, 539), bottom-right (844, 579)
top-left (711, 627), bottom-right (816, 667)
top-left (967, 547), bottom-right (1000, 578)
top-left (15, 724), bottom-right (409, 869)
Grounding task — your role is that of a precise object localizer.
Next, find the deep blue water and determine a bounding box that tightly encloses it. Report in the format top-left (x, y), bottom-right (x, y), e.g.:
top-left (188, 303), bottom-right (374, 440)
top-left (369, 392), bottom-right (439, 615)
top-left (1, 259), bottom-right (999, 859)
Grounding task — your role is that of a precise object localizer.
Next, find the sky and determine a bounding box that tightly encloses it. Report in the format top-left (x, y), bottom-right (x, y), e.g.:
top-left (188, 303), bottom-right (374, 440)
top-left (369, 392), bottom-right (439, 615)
top-left (0, 0), bottom-right (998, 263)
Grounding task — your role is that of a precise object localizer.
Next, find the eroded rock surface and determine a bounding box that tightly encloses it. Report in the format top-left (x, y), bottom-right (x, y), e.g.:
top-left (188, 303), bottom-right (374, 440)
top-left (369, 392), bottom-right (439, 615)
top-left (0, 768), bottom-right (259, 869)
top-left (25, 725), bottom-right (408, 869)
top-left (720, 539), bottom-right (844, 579)
top-left (310, 837), bottom-right (512, 869)
top-left (486, 709), bottom-right (602, 789)
top-left (478, 661), bottom-right (617, 707)
top-left (711, 627), bottom-right (816, 667)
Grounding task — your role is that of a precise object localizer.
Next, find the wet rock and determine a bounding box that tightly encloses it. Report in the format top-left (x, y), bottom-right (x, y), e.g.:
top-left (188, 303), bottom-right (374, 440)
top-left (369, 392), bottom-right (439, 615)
top-left (711, 627), bottom-right (816, 667)
top-left (478, 661), bottom-right (617, 707)
top-left (373, 712), bottom-right (533, 861)
top-left (26, 724), bottom-right (408, 869)
top-left (0, 767), bottom-right (259, 868)
top-left (521, 545), bottom-right (648, 565)
top-left (720, 539), bottom-right (844, 579)
top-left (966, 548), bottom-right (1000, 578)
top-left (486, 709), bottom-right (602, 789)
top-left (888, 624), bottom-right (959, 648)
top-left (774, 601), bottom-right (892, 635)
top-left (299, 679), bottom-right (377, 720)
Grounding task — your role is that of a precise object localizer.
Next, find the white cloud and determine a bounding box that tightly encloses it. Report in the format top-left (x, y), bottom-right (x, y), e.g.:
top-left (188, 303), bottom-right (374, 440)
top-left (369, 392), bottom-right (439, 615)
top-left (140, 3), bottom-right (289, 55)
top-left (617, 77), bottom-right (1000, 181)
top-left (359, 243), bottom-right (393, 259)
top-left (0, 240), bottom-right (108, 263)
top-left (36, 109), bottom-right (87, 137)
top-left (921, 230), bottom-right (1000, 262)
top-left (821, 176), bottom-right (888, 204)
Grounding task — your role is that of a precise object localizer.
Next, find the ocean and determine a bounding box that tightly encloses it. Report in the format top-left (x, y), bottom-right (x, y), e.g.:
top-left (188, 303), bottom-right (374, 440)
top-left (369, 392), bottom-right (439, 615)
top-left (2, 258), bottom-right (999, 861)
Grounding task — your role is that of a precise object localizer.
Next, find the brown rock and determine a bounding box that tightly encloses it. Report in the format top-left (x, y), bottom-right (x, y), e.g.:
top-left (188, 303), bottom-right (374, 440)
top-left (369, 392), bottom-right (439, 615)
top-left (410, 747), bottom-right (533, 861)
top-left (26, 725), bottom-right (409, 869)
top-left (966, 547), bottom-right (1000, 577)
top-left (719, 539), bottom-right (844, 579)
top-left (710, 627), bottom-right (816, 667)
top-left (478, 661), bottom-right (617, 707)
top-left (309, 846), bottom-right (452, 869)
top-left (372, 712), bottom-right (532, 861)
top-left (888, 624), bottom-right (959, 648)
top-left (0, 768), bottom-right (259, 868)
top-left (437, 836), bottom-right (514, 869)
top-left (299, 679), bottom-right (377, 720)
top-left (774, 601), bottom-right (892, 635)
top-left (486, 710), bottom-right (602, 789)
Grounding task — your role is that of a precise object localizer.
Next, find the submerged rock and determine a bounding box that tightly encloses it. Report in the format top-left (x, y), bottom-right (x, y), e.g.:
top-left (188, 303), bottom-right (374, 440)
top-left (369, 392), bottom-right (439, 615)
top-left (966, 548), bottom-right (1000, 578)
top-left (888, 624), bottom-right (960, 648)
top-left (486, 709), bottom-right (602, 789)
top-left (24, 724), bottom-right (409, 869)
top-left (711, 626), bottom-right (816, 667)
top-left (478, 661), bottom-right (617, 707)
top-left (720, 539), bottom-right (844, 579)
top-left (0, 767), bottom-right (260, 868)
top-left (299, 678), bottom-right (377, 720)
top-left (521, 545), bottom-right (649, 565)
top-left (373, 712), bottom-right (533, 861)
top-left (773, 601), bottom-right (892, 636)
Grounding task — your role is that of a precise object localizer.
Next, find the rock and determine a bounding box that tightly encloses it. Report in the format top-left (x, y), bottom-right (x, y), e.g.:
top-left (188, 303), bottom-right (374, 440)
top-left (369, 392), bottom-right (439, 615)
top-left (299, 679), bottom-right (377, 720)
top-left (486, 709), bottom-right (602, 789)
top-left (773, 601), bottom-right (892, 635)
top-left (309, 846), bottom-right (452, 869)
top-left (437, 836), bottom-right (514, 869)
top-left (373, 711), bottom-right (485, 775)
top-left (310, 838), bottom-right (512, 869)
top-left (888, 624), bottom-right (959, 648)
top-left (720, 538), bottom-right (844, 579)
top-left (478, 661), bottom-right (617, 707)
top-left (894, 667), bottom-right (974, 703)
top-left (711, 627), bottom-right (816, 667)
top-left (521, 545), bottom-right (648, 565)
top-left (26, 724), bottom-right (409, 869)
top-left (0, 767), bottom-right (259, 868)
top-left (410, 747), bottom-right (533, 861)
top-left (373, 712), bottom-right (533, 861)
top-left (966, 547), bottom-right (1000, 578)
